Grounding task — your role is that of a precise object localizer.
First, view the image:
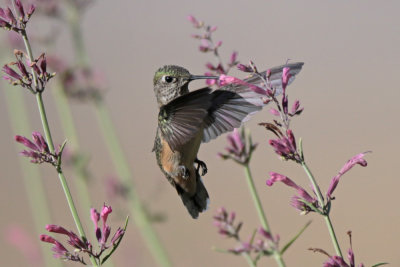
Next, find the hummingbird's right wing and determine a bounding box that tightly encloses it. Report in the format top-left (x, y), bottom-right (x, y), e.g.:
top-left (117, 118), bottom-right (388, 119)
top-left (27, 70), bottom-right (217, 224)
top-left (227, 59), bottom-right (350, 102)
top-left (222, 62), bottom-right (304, 97)
top-left (158, 88), bottom-right (213, 152)
top-left (201, 62), bottom-right (304, 143)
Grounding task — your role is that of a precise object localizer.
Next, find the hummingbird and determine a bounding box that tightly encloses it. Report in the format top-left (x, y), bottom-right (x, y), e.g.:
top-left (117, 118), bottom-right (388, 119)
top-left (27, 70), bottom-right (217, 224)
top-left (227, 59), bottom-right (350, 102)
top-left (152, 63), bottom-right (304, 218)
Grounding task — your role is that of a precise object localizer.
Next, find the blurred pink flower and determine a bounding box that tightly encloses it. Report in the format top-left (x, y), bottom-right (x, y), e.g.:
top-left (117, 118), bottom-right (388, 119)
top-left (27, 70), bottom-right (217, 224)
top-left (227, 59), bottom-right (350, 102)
top-left (5, 225), bottom-right (42, 265)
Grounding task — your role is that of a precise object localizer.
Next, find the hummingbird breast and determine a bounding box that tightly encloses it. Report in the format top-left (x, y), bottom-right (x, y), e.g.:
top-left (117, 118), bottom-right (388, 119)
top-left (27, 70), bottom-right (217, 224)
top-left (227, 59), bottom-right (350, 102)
top-left (159, 129), bottom-right (203, 196)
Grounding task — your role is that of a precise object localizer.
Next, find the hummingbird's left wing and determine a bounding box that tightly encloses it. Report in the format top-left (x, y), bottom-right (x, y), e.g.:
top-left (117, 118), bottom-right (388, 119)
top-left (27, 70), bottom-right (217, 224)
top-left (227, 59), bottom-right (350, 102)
top-left (158, 88), bottom-right (213, 152)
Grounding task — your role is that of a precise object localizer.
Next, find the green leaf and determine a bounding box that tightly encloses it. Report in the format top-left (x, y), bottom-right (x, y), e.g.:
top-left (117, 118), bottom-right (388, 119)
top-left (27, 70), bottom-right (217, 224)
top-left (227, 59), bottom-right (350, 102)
top-left (299, 137), bottom-right (304, 161)
top-left (211, 246), bottom-right (231, 254)
top-left (371, 263), bottom-right (389, 267)
top-left (249, 229), bottom-right (257, 245)
top-left (101, 216), bottom-right (129, 265)
top-left (280, 221), bottom-right (311, 255)
top-left (56, 139), bottom-right (68, 167)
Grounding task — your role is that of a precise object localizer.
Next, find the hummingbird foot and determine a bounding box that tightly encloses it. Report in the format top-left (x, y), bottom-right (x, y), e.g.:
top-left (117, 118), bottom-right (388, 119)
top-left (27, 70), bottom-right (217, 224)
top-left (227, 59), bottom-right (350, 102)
top-left (178, 165), bottom-right (190, 179)
top-left (195, 158), bottom-right (208, 176)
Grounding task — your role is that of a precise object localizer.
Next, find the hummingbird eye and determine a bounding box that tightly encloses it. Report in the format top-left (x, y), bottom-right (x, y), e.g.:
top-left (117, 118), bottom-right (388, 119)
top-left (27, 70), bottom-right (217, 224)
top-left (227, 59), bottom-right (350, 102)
top-left (162, 75), bottom-right (176, 84)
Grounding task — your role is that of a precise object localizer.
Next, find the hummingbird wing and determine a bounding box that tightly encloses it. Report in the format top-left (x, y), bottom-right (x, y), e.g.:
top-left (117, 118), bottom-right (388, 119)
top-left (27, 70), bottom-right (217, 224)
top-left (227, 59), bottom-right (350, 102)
top-left (158, 88), bottom-right (213, 152)
top-left (202, 62), bottom-right (304, 143)
top-left (202, 91), bottom-right (262, 142)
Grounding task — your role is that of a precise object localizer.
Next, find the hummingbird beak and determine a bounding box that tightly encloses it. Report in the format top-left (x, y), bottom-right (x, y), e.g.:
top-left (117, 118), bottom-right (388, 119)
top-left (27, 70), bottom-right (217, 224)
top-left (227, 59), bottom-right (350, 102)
top-left (189, 75), bottom-right (219, 81)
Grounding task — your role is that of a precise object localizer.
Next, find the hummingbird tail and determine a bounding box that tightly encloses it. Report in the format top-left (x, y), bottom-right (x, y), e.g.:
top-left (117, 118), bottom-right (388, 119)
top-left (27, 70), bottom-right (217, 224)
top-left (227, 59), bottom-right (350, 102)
top-left (177, 173), bottom-right (209, 219)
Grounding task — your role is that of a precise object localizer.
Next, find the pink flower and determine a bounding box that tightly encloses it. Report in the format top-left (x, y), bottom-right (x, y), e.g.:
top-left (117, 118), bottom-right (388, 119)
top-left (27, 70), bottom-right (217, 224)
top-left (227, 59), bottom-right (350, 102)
top-left (219, 128), bottom-right (257, 165)
top-left (100, 204), bottom-right (112, 224)
top-left (219, 74), bottom-right (266, 95)
top-left (281, 67), bottom-right (292, 92)
top-left (187, 15), bottom-right (202, 28)
top-left (269, 108), bottom-right (280, 116)
top-left (326, 152), bottom-right (369, 199)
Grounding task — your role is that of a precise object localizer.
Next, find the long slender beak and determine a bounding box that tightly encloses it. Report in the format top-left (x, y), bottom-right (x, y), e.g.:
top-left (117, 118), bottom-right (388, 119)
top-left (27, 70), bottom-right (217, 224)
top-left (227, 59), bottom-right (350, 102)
top-left (189, 75), bottom-right (219, 81)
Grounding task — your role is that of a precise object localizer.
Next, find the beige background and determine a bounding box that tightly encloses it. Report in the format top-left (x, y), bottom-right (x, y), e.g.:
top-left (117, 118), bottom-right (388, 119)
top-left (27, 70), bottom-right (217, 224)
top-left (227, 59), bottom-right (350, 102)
top-left (1, 0), bottom-right (399, 266)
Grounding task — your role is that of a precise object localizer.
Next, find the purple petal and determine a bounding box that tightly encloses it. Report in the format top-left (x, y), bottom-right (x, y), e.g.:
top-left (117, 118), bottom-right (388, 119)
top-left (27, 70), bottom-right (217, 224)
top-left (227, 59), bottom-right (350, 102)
top-left (258, 227), bottom-right (273, 241)
top-left (231, 129), bottom-right (244, 153)
top-left (0, 18), bottom-right (9, 28)
top-left (339, 152), bottom-right (368, 174)
top-left (15, 0), bottom-right (25, 19)
top-left (326, 152), bottom-right (369, 198)
top-left (39, 234), bottom-right (56, 244)
top-left (187, 15), bottom-right (200, 27)
top-left (291, 100), bottom-right (300, 114)
top-left (209, 26), bottom-right (218, 32)
top-left (0, 8), bottom-right (6, 19)
top-left (281, 67), bottom-right (292, 91)
top-left (51, 241), bottom-right (68, 258)
top-left (27, 5), bottom-right (35, 17)
top-left (5, 7), bottom-right (16, 25)
top-left (286, 129), bottom-right (297, 151)
top-left (267, 172), bottom-right (298, 188)
top-left (237, 64), bottom-right (253, 73)
top-left (45, 224), bottom-right (70, 236)
top-left (269, 108), bottom-right (280, 116)
top-left (100, 204), bottom-right (112, 224)
top-left (111, 228), bottom-right (124, 245)
top-left (205, 62), bottom-right (215, 70)
top-left (15, 135), bottom-right (39, 151)
top-left (282, 95), bottom-right (288, 114)
top-left (102, 225), bottom-right (111, 243)
top-left (229, 51), bottom-right (237, 65)
top-left (32, 132), bottom-right (49, 153)
top-left (347, 248), bottom-right (354, 267)
top-left (90, 208), bottom-right (100, 224)
top-left (40, 56), bottom-right (47, 74)
top-left (67, 232), bottom-right (86, 249)
top-left (3, 65), bottom-right (22, 80)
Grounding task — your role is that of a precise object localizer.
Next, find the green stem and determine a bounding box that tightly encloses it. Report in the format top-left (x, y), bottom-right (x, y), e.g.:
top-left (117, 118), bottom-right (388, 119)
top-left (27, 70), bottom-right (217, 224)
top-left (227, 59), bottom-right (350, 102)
top-left (52, 81), bottom-right (116, 267)
top-left (301, 162), bottom-right (343, 257)
top-left (51, 81), bottom-right (92, 214)
top-left (243, 253), bottom-right (256, 267)
top-left (18, 19), bottom-right (97, 265)
top-left (243, 164), bottom-right (286, 267)
top-left (3, 84), bottom-right (61, 267)
top-left (95, 100), bottom-right (172, 267)
top-left (244, 164), bottom-right (270, 231)
top-left (36, 93), bottom-right (97, 266)
top-left (62, 2), bottom-right (171, 265)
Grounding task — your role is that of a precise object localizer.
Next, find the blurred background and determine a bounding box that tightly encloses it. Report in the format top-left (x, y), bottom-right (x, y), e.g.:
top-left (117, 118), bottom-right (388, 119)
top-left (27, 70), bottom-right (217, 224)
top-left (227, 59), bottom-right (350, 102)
top-left (0, 0), bottom-right (399, 266)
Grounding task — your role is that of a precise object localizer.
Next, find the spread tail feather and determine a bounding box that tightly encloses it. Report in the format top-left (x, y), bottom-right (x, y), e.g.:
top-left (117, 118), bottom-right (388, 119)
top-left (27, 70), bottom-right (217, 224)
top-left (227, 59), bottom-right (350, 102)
top-left (176, 173), bottom-right (209, 219)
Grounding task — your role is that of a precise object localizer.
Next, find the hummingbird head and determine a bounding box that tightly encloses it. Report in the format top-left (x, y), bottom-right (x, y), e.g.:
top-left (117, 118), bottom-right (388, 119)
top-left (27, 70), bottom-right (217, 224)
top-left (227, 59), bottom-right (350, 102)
top-left (153, 65), bottom-right (217, 106)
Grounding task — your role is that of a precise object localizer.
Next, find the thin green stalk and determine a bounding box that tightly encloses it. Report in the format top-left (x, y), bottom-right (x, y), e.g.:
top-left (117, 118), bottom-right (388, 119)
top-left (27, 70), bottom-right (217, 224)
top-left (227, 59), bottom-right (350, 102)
top-left (94, 100), bottom-right (172, 267)
top-left (36, 92), bottom-right (98, 266)
top-left (243, 164), bottom-right (286, 267)
top-left (243, 164), bottom-right (270, 231)
top-left (19, 20), bottom-right (98, 266)
top-left (62, 2), bottom-right (171, 265)
top-left (52, 81), bottom-right (116, 267)
top-left (51, 82), bottom-right (92, 220)
top-left (3, 85), bottom-right (61, 267)
top-left (243, 253), bottom-right (256, 267)
top-left (301, 162), bottom-right (343, 257)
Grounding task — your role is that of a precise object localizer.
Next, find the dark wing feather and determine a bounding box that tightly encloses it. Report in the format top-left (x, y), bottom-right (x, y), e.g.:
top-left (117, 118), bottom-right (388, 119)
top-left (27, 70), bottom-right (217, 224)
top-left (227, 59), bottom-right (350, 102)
top-left (158, 88), bottom-right (213, 151)
top-left (202, 62), bottom-right (304, 143)
top-left (202, 91), bottom-right (261, 143)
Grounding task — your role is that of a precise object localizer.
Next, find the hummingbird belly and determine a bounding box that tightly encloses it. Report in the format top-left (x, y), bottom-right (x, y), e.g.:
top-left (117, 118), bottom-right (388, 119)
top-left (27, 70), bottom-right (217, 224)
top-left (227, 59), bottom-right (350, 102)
top-left (160, 131), bottom-right (203, 195)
